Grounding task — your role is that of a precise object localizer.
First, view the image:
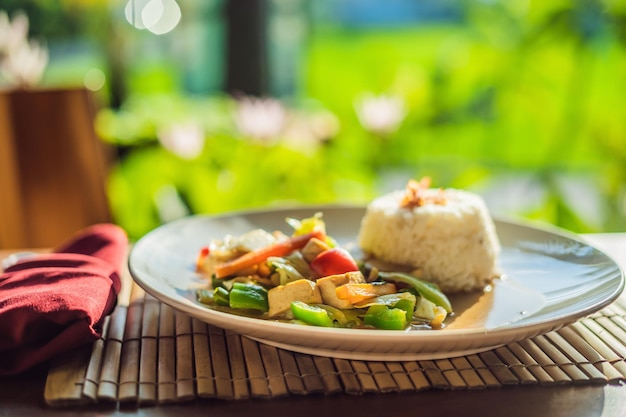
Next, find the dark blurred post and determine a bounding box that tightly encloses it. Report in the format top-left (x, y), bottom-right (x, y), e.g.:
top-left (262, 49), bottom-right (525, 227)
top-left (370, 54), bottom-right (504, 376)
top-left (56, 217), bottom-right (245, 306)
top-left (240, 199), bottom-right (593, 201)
top-left (106, 16), bottom-right (127, 109)
top-left (225, 0), bottom-right (268, 96)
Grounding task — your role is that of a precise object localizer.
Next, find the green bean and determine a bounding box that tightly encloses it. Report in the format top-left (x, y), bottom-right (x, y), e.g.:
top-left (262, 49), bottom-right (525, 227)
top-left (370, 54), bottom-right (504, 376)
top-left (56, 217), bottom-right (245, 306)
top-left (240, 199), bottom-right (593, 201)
top-left (378, 272), bottom-right (453, 313)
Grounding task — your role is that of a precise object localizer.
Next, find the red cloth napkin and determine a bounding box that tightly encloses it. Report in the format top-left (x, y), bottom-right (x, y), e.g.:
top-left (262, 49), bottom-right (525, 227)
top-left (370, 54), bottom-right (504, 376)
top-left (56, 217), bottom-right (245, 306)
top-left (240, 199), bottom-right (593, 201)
top-left (0, 224), bottom-right (128, 375)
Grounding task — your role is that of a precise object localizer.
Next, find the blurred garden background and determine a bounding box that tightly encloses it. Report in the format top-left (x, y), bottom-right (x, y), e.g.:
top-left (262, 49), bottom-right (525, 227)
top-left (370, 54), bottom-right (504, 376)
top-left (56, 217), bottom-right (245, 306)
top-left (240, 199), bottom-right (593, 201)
top-left (2, 0), bottom-right (626, 240)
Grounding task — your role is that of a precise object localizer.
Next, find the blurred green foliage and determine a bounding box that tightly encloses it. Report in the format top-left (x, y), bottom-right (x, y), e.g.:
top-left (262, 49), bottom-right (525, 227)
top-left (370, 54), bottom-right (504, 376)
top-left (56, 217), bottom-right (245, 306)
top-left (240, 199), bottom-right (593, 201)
top-left (94, 0), bottom-right (626, 239)
top-left (300, 0), bottom-right (626, 231)
top-left (96, 94), bottom-right (366, 239)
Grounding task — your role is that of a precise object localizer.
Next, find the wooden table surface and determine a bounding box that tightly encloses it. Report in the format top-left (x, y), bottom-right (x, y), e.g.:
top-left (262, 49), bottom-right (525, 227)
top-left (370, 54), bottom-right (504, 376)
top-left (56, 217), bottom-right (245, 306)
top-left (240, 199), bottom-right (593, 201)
top-left (1, 233), bottom-right (625, 417)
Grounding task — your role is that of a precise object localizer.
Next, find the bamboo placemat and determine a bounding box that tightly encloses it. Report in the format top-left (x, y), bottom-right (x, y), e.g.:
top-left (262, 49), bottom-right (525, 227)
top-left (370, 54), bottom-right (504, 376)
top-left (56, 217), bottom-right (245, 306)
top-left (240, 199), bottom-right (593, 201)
top-left (43, 274), bottom-right (626, 407)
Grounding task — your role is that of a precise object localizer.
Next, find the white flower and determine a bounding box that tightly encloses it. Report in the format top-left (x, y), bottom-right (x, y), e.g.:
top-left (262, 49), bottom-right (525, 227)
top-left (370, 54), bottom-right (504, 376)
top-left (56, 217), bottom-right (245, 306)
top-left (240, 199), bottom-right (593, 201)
top-left (354, 93), bottom-right (406, 136)
top-left (282, 110), bottom-right (340, 154)
top-left (0, 11), bottom-right (48, 88)
top-left (0, 38), bottom-right (48, 87)
top-left (0, 11), bottom-right (29, 53)
top-left (157, 122), bottom-right (205, 159)
top-left (233, 96), bottom-right (286, 144)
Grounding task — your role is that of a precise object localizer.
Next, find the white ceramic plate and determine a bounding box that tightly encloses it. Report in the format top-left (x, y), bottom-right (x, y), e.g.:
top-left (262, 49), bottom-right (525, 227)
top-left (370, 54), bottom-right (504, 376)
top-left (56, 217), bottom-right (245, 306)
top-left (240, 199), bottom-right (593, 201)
top-left (128, 205), bottom-right (624, 361)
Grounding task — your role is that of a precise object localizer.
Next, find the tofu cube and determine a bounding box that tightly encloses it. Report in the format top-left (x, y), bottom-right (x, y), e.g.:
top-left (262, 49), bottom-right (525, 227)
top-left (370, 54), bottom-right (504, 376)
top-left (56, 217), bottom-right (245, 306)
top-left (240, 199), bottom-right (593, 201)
top-left (301, 237), bottom-right (330, 263)
top-left (268, 279), bottom-right (323, 317)
top-left (316, 271), bottom-right (366, 309)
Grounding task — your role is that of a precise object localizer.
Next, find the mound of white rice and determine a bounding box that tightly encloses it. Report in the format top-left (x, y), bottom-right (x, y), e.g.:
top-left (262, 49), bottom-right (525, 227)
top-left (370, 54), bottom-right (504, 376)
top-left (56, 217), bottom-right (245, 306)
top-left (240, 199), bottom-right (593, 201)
top-left (357, 187), bottom-right (501, 292)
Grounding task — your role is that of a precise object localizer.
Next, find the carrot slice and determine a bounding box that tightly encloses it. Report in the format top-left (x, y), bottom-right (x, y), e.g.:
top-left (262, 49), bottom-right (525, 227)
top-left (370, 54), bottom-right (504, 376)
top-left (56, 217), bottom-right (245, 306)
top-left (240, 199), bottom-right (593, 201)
top-left (335, 283), bottom-right (397, 305)
top-left (214, 230), bottom-right (325, 279)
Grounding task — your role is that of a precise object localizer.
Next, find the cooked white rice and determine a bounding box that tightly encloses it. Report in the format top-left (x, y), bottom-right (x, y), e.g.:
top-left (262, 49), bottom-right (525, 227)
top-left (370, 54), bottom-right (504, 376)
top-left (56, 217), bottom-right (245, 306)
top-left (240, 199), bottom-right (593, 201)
top-left (357, 188), bottom-right (501, 292)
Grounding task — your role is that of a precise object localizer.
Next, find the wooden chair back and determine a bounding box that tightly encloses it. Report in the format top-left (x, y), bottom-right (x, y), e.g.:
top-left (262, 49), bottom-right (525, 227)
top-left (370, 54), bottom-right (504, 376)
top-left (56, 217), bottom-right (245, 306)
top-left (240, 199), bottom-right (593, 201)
top-left (0, 87), bottom-right (112, 249)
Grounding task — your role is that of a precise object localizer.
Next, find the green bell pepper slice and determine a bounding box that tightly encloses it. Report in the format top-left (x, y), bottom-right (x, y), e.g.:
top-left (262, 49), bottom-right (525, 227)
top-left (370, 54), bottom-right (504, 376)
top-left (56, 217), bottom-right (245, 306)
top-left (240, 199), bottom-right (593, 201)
top-left (229, 282), bottom-right (269, 312)
top-left (290, 301), bottom-right (333, 327)
top-left (393, 298), bottom-right (416, 323)
top-left (364, 304), bottom-right (407, 330)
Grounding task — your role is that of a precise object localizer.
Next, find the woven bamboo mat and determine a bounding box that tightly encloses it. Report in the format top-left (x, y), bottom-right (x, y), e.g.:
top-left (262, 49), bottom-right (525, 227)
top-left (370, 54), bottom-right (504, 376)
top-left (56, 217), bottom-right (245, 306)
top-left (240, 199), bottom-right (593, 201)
top-left (43, 275), bottom-right (626, 407)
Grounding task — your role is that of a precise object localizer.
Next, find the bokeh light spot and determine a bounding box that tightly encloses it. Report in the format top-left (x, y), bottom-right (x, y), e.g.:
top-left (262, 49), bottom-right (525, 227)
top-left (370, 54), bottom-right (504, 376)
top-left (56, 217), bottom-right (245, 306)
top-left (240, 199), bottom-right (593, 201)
top-left (84, 68), bottom-right (106, 91)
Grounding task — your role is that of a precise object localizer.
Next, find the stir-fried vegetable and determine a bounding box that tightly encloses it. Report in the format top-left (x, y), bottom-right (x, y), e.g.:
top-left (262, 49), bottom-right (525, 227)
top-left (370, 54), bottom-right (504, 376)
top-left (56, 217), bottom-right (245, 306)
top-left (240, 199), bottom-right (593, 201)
top-left (364, 305), bottom-right (408, 330)
top-left (335, 282), bottom-right (397, 305)
top-left (195, 214), bottom-right (453, 330)
top-left (310, 247), bottom-right (360, 277)
top-left (214, 230), bottom-right (325, 279)
top-left (290, 301), bottom-right (334, 327)
top-left (286, 212), bottom-right (326, 236)
top-left (228, 282), bottom-right (269, 312)
top-left (376, 271), bottom-right (453, 314)
top-left (213, 287), bottom-right (230, 306)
